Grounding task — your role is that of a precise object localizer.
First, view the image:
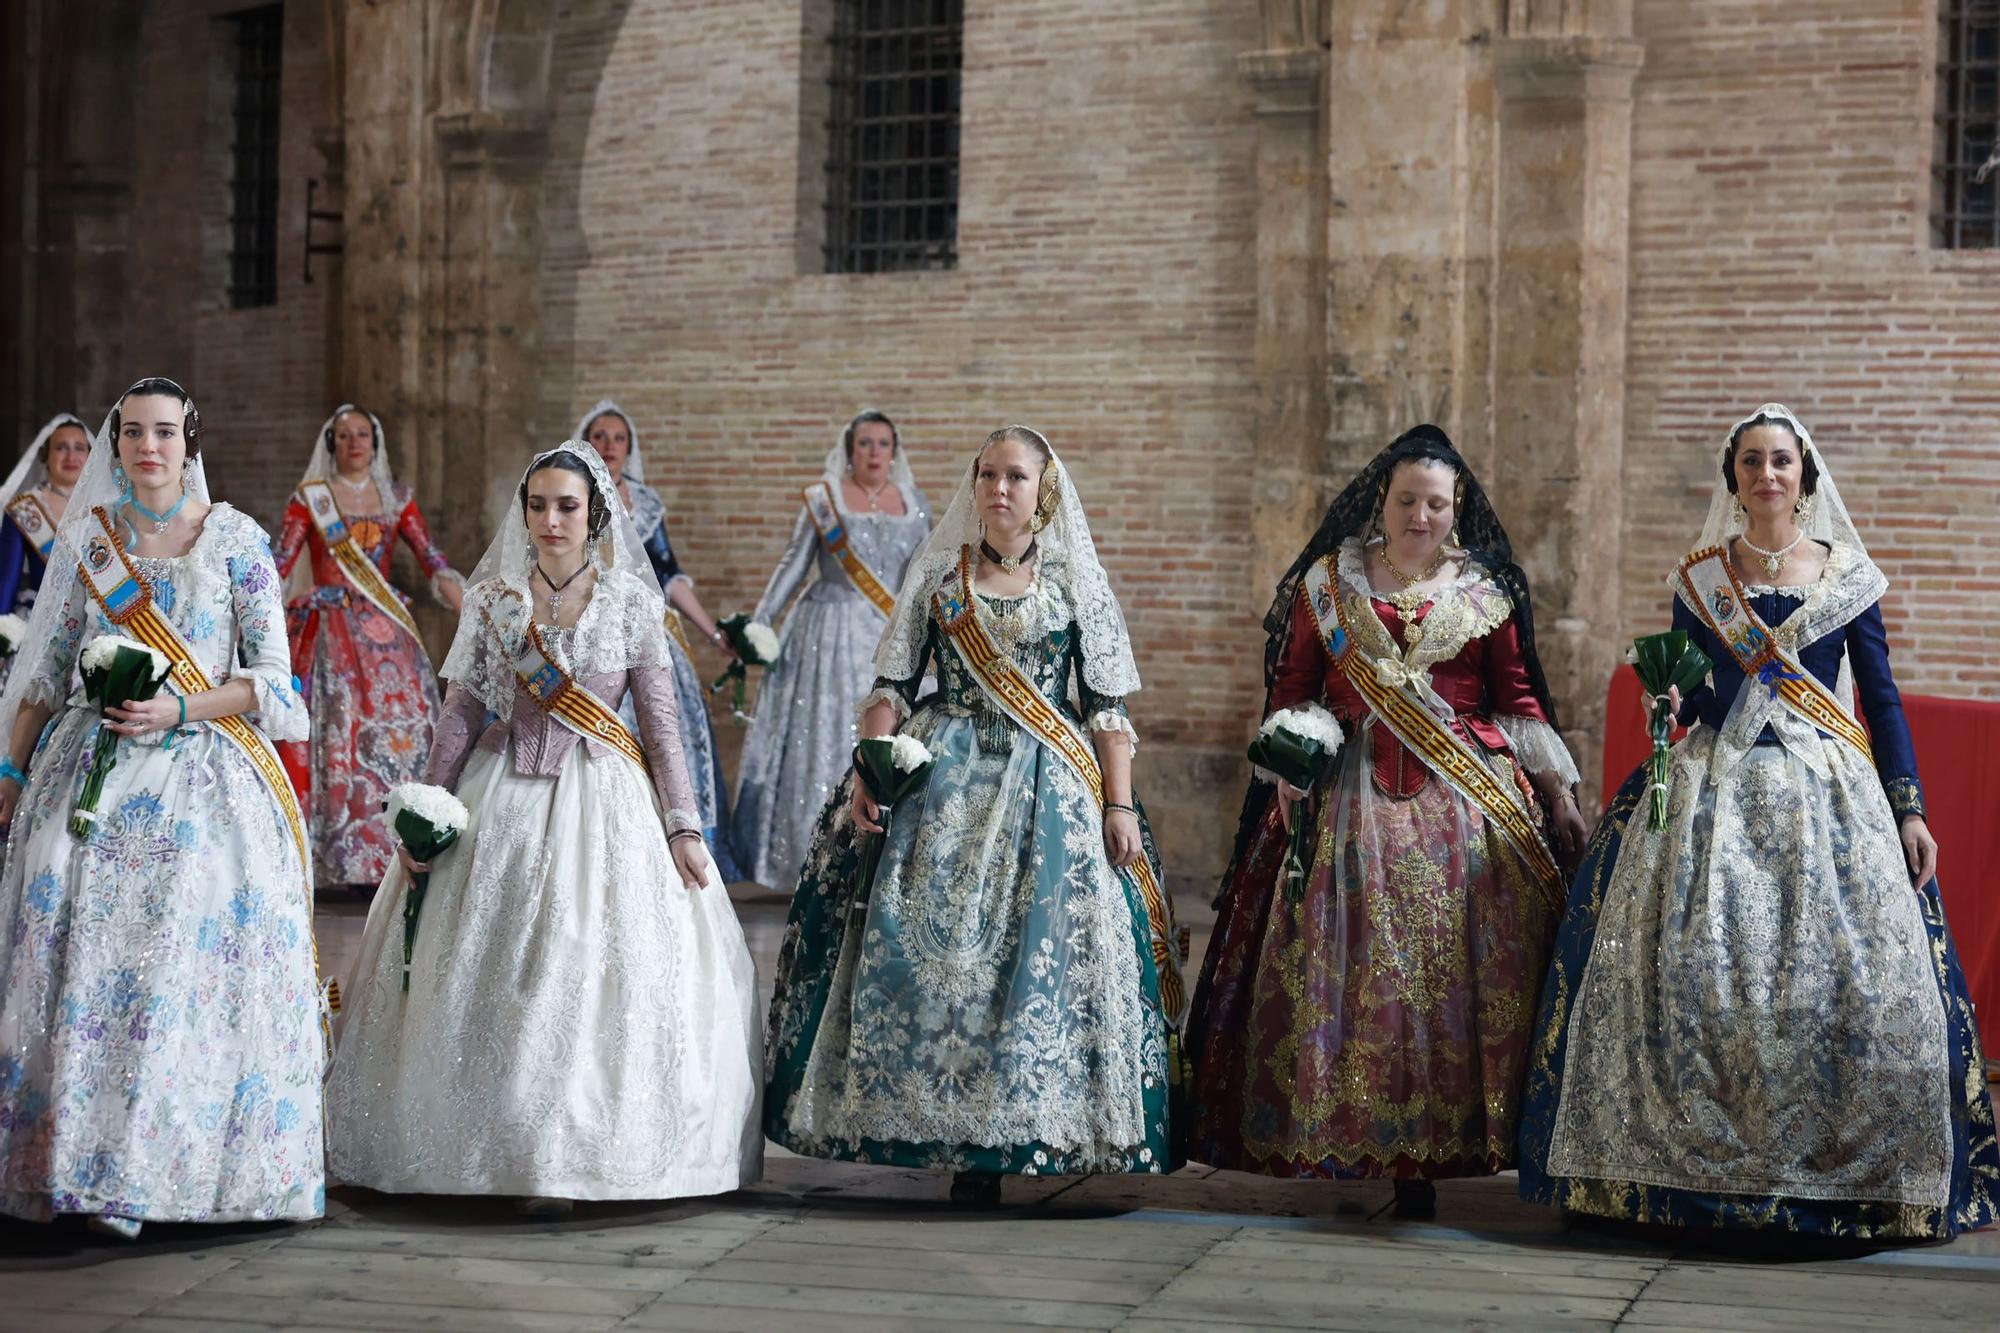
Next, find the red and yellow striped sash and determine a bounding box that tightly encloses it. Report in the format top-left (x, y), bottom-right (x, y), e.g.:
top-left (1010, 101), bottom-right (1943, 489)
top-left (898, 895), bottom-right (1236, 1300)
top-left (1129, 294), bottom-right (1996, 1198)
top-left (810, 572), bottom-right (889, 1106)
top-left (298, 480), bottom-right (424, 643)
top-left (1303, 557), bottom-right (1561, 888)
top-left (1677, 546), bottom-right (1872, 762)
top-left (71, 506), bottom-right (331, 1021)
top-left (932, 547), bottom-right (1187, 1023)
top-left (512, 621), bottom-right (652, 776)
top-left (804, 482), bottom-right (897, 617)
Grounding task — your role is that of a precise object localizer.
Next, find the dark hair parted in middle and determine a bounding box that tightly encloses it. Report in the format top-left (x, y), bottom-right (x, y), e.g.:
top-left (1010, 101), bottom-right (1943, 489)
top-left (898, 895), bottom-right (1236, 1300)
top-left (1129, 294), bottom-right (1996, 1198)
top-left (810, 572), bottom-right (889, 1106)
top-left (1723, 410), bottom-right (1820, 496)
top-left (519, 450), bottom-right (612, 540)
top-left (324, 407), bottom-right (380, 455)
top-left (110, 376), bottom-right (203, 457)
top-left (842, 409), bottom-right (899, 460)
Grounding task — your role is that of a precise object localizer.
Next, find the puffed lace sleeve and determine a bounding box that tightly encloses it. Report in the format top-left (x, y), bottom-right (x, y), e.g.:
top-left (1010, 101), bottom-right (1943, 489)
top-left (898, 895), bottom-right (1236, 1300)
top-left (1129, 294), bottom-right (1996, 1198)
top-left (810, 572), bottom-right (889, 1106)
top-left (1071, 627), bottom-right (1138, 755)
top-left (750, 506), bottom-right (817, 626)
top-left (224, 513), bottom-right (309, 742)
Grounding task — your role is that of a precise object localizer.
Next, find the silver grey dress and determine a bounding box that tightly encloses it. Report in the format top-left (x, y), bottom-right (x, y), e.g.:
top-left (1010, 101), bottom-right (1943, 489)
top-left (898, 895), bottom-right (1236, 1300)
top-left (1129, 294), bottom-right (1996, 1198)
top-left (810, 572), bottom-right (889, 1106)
top-left (731, 483), bottom-right (930, 888)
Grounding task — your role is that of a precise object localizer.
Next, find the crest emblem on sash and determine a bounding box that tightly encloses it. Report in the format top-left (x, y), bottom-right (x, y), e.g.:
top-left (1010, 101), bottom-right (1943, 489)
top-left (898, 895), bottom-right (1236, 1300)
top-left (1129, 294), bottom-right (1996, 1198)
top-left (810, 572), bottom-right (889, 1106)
top-left (85, 537), bottom-right (114, 574)
top-left (1708, 587), bottom-right (1736, 622)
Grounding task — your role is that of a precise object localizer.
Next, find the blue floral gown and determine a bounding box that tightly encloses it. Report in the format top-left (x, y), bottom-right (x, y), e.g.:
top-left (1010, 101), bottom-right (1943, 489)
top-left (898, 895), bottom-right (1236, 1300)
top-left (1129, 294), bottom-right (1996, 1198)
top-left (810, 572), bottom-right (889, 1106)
top-left (0, 506), bottom-right (323, 1224)
top-left (1519, 542), bottom-right (1999, 1238)
top-left (764, 554), bottom-right (1178, 1176)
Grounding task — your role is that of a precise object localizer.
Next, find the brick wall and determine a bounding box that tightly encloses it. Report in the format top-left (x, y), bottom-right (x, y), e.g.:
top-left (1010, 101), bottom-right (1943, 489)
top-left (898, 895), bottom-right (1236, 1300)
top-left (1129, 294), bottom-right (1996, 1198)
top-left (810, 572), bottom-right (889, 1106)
top-left (536, 0), bottom-right (1265, 874)
top-left (1622, 1), bottom-right (2000, 701)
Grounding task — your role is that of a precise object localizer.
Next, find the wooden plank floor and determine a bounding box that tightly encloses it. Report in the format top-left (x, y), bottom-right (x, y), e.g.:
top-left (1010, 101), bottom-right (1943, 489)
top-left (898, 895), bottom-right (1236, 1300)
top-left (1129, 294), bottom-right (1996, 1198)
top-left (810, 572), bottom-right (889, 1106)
top-left (3, 890), bottom-right (1997, 1332)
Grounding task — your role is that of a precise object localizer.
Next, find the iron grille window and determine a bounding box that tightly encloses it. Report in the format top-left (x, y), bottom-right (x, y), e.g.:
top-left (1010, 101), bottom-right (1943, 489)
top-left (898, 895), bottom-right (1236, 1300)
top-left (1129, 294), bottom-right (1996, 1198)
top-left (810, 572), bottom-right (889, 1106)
top-left (1933, 1), bottom-right (1998, 248)
top-left (227, 4), bottom-right (285, 307)
top-left (824, 0), bottom-right (962, 274)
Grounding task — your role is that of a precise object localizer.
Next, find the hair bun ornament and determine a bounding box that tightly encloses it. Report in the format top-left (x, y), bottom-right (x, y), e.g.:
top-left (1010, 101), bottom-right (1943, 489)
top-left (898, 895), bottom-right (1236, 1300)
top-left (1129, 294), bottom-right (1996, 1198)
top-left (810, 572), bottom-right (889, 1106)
top-left (1033, 465), bottom-right (1062, 533)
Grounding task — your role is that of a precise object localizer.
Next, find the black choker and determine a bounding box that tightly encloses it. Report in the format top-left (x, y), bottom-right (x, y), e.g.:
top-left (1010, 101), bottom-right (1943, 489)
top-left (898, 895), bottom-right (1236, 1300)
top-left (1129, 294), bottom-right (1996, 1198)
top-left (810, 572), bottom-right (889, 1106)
top-left (980, 539), bottom-right (1037, 574)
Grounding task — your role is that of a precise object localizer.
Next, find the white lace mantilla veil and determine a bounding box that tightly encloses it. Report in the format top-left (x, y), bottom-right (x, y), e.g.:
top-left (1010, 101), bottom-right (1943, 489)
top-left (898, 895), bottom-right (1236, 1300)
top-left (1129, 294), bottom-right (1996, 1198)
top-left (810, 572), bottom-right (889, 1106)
top-left (1673, 402), bottom-right (1885, 712)
top-left (0, 413), bottom-right (86, 510)
top-left (282, 403), bottom-right (397, 602)
top-left (575, 399), bottom-right (646, 483)
top-left (821, 408), bottom-right (920, 507)
top-left (438, 440), bottom-right (667, 720)
top-left (875, 426), bottom-right (1140, 698)
top-left (0, 382), bottom-right (215, 731)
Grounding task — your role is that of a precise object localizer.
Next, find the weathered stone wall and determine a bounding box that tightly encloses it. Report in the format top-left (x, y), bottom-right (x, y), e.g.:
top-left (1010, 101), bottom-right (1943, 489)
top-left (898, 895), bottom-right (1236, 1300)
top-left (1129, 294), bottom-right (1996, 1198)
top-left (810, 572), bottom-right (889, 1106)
top-left (1621, 1), bottom-right (2000, 705)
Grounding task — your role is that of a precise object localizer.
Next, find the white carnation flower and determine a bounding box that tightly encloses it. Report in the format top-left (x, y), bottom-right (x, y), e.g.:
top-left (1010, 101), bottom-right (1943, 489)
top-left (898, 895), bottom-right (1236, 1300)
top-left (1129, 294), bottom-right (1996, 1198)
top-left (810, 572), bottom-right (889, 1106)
top-left (1624, 645), bottom-right (1640, 666)
top-left (888, 734), bottom-right (933, 773)
top-left (80, 634), bottom-right (169, 678)
top-left (744, 621), bottom-right (780, 663)
top-left (386, 782), bottom-right (470, 834)
top-left (1259, 703), bottom-right (1344, 751)
top-left (0, 613), bottom-right (26, 651)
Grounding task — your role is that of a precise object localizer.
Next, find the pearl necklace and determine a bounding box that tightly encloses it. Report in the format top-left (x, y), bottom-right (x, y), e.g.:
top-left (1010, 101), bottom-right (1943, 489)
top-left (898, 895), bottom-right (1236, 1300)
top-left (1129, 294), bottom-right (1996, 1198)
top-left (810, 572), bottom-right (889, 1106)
top-left (852, 478), bottom-right (893, 511)
top-left (1739, 529), bottom-right (1804, 579)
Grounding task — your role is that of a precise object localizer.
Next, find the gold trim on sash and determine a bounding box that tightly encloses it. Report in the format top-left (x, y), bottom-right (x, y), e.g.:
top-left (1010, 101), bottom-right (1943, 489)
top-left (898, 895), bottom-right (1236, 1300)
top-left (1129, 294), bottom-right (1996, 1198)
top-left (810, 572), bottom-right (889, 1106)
top-left (804, 482), bottom-right (898, 617)
top-left (931, 546), bottom-right (1188, 1023)
top-left (512, 621), bottom-right (653, 776)
top-left (5, 491), bottom-right (59, 559)
top-left (297, 480), bottom-right (424, 643)
top-left (70, 507), bottom-right (331, 1024)
top-left (663, 607), bottom-right (694, 657)
top-left (1676, 545), bottom-right (1873, 762)
top-left (1302, 556), bottom-right (1562, 889)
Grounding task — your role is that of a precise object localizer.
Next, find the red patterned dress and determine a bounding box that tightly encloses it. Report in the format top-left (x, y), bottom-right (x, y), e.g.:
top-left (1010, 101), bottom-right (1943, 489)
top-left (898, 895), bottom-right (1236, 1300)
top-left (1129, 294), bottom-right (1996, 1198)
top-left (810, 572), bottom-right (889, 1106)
top-left (275, 482), bottom-right (456, 889)
top-left (1188, 543), bottom-right (1574, 1179)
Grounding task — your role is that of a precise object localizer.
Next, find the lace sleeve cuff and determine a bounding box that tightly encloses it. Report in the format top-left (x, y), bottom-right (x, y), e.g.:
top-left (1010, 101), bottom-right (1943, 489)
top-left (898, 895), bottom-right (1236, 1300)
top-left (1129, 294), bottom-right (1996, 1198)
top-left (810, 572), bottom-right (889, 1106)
top-left (1493, 713), bottom-right (1578, 786)
top-left (857, 686), bottom-right (912, 726)
top-left (663, 808), bottom-right (703, 837)
top-left (429, 568), bottom-right (466, 605)
top-left (1089, 709), bottom-right (1139, 756)
top-left (247, 671), bottom-right (311, 743)
top-left (666, 573), bottom-right (694, 593)
top-left (1884, 776), bottom-right (1926, 821)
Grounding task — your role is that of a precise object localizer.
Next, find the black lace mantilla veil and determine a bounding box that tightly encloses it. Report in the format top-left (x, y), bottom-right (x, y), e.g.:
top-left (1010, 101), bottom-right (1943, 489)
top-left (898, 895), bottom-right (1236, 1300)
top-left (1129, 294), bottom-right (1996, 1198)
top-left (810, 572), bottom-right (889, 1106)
top-left (1220, 423), bottom-right (1564, 886)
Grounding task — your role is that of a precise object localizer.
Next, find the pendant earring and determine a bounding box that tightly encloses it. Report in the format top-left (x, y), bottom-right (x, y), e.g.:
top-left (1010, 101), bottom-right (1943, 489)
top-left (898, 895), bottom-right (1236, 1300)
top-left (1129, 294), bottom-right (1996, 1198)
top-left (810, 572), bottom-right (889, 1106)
top-left (1449, 523), bottom-right (1462, 548)
top-left (114, 464), bottom-right (131, 498)
top-left (1731, 495), bottom-right (1747, 529)
top-left (1795, 493), bottom-right (1814, 526)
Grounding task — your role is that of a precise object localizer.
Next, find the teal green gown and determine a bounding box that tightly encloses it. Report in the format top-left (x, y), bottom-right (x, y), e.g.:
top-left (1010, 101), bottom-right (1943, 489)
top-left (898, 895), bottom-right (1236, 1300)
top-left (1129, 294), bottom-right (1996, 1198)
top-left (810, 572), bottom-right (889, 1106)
top-left (763, 566), bottom-right (1179, 1176)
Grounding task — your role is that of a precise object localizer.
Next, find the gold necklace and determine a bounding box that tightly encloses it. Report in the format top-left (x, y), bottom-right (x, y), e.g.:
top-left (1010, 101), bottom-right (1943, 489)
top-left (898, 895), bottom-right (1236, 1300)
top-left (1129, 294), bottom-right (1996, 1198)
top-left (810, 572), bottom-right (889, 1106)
top-left (1379, 547), bottom-right (1450, 618)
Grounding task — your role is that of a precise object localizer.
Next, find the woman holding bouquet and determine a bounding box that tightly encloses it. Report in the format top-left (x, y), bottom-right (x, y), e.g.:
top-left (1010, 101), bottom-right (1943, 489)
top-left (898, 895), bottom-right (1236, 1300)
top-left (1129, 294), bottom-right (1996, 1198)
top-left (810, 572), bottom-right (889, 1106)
top-left (764, 425), bottom-right (1183, 1207)
top-left (577, 400), bottom-right (741, 880)
top-left (327, 441), bottom-right (761, 1211)
top-left (0, 412), bottom-right (90, 614)
top-left (1186, 424), bottom-right (1587, 1220)
top-left (274, 405), bottom-right (465, 894)
top-left (732, 410), bottom-right (932, 889)
top-left (0, 379), bottom-right (323, 1236)
top-left (1519, 405), bottom-right (1999, 1238)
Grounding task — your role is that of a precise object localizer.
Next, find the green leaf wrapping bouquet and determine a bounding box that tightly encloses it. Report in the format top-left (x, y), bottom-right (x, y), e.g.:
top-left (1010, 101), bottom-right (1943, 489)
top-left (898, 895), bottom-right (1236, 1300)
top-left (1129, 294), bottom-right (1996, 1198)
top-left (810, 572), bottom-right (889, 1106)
top-left (850, 734), bottom-right (935, 921)
top-left (70, 635), bottom-right (174, 840)
top-left (709, 613), bottom-right (780, 721)
top-left (1628, 630), bottom-right (1712, 831)
top-left (386, 782), bottom-right (470, 991)
top-left (1246, 704), bottom-right (1346, 899)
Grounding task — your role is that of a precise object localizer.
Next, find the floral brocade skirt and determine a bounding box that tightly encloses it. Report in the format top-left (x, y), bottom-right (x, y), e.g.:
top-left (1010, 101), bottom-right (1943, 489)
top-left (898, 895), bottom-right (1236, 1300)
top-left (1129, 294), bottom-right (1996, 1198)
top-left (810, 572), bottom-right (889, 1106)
top-left (1187, 737), bottom-right (1561, 1180)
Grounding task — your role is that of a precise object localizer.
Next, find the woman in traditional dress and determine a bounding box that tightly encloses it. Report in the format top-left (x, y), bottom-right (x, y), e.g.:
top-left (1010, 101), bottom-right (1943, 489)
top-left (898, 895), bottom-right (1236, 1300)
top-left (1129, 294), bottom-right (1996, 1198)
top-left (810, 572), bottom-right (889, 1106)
top-left (577, 400), bottom-right (742, 880)
top-left (0, 378), bottom-right (324, 1237)
top-left (764, 425), bottom-right (1184, 1207)
top-left (1519, 404), bottom-right (1999, 1239)
top-left (274, 405), bottom-right (464, 893)
top-left (0, 413), bottom-right (90, 616)
top-left (1186, 424), bottom-right (1588, 1220)
top-left (732, 410), bottom-right (932, 889)
top-left (328, 441), bottom-right (761, 1213)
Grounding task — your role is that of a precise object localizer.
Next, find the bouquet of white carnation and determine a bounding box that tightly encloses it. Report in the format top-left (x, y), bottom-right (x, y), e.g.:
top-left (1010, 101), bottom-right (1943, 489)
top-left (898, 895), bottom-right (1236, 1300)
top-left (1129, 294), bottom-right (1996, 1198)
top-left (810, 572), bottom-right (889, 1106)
top-left (70, 635), bottom-right (175, 839)
top-left (386, 782), bottom-right (471, 991)
top-left (850, 733), bottom-right (935, 915)
top-left (1247, 703), bottom-right (1346, 898)
top-left (710, 613), bottom-right (780, 721)
top-left (0, 613), bottom-right (27, 659)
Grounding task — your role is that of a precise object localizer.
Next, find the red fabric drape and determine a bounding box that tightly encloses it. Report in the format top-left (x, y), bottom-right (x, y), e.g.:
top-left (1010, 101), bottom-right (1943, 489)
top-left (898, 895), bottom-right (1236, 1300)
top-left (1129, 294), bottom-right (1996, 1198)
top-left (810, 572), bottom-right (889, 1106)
top-left (1603, 666), bottom-right (2000, 1061)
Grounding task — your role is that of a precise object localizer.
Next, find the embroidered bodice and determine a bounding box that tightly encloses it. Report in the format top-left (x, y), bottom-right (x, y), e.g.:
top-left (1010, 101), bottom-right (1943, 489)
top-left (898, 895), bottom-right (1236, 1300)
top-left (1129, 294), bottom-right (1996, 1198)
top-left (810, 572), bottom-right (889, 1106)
top-left (24, 504), bottom-right (307, 740)
top-left (1672, 542), bottom-right (1924, 819)
top-left (432, 570), bottom-right (700, 832)
top-left (274, 480), bottom-right (455, 608)
top-left (750, 490), bottom-right (932, 625)
top-left (1271, 542), bottom-right (1568, 795)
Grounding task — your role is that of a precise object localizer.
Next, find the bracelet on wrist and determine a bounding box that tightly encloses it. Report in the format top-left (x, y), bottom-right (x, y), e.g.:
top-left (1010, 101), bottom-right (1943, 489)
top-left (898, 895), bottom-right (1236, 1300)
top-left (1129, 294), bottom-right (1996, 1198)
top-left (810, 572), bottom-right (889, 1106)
top-left (666, 829), bottom-right (703, 844)
top-left (1103, 801), bottom-right (1136, 817)
top-left (0, 757), bottom-right (27, 787)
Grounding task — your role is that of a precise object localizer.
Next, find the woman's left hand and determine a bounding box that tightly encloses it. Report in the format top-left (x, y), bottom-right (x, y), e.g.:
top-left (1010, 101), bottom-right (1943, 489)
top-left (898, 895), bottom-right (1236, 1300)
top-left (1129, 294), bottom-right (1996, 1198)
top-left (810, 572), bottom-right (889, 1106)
top-left (1103, 808), bottom-right (1143, 869)
top-left (104, 696), bottom-right (181, 737)
top-left (1551, 793), bottom-right (1590, 871)
top-left (670, 835), bottom-right (717, 891)
top-left (1902, 816), bottom-right (1938, 892)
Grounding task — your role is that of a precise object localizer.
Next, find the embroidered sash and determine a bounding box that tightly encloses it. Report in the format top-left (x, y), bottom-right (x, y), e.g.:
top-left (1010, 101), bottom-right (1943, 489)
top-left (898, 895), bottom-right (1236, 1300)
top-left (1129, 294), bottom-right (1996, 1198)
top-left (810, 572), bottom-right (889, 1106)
top-left (1676, 546), bottom-right (1872, 762)
top-left (931, 547), bottom-right (1188, 1023)
top-left (297, 480), bottom-right (424, 643)
top-left (663, 607), bottom-right (694, 657)
top-left (1302, 556), bottom-right (1561, 888)
top-left (804, 482), bottom-right (897, 617)
top-left (5, 491), bottom-right (58, 560)
top-left (511, 620), bottom-right (652, 775)
top-left (71, 506), bottom-right (332, 1023)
